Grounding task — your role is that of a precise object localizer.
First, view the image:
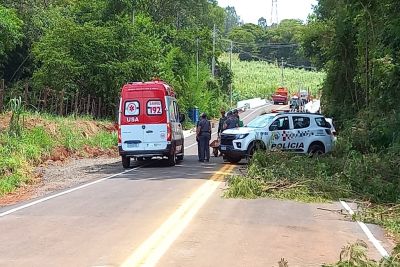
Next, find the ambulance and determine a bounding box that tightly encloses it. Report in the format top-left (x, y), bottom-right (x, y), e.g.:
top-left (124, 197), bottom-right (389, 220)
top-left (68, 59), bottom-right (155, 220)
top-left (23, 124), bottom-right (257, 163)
top-left (118, 80), bottom-right (185, 168)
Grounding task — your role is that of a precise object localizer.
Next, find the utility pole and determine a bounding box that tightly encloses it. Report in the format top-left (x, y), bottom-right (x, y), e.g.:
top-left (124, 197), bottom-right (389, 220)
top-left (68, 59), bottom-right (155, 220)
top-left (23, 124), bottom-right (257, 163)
top-left (212, 24), bottom-right (216, 78)
top-left (196, 38), bottom-right (199, 84)
top-left (230, 40), bottom-right (233, 108)
top-left (281, 58), bottom-right (285, 87)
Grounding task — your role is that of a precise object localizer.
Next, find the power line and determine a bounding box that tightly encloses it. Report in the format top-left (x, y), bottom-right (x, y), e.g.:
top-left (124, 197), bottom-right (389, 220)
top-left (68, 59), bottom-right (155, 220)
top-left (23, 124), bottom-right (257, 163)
top-left (231, 44), bottom-right (317, 71)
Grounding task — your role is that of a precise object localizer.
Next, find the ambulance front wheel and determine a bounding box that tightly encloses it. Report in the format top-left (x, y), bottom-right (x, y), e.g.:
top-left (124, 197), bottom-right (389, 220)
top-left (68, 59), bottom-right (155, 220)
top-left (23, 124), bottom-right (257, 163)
top-left (122, 156), bottom-right (130, 168)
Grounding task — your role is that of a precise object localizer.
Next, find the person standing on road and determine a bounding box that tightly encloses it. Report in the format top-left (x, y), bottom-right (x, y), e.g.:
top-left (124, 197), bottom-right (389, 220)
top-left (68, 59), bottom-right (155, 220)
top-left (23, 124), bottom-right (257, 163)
top-left (217, 109), bottom-right (227, 137)
top-left (224, 110), bottom-right (239, 130)
top-left (196, 113), bottom-right (211, 162)
top-left (233, 109), bottom-right (244, 127)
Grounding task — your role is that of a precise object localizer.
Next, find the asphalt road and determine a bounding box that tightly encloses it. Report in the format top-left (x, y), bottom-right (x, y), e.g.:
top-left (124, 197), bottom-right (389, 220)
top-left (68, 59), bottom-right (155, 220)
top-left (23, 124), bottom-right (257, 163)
top-left (0, 104), bottom-right (392, 267)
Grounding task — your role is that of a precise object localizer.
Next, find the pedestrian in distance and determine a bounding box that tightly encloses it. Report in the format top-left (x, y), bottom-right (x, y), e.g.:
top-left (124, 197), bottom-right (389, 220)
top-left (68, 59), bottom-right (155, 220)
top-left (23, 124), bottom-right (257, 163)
top-left (224, 110), bottom-right (239, 130)
top-left (196, 113), bottom-right (211, 162)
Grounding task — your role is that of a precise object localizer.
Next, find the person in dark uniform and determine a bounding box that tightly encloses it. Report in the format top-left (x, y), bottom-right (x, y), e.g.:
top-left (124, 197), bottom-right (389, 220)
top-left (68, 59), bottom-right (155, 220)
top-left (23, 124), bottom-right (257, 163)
top-left (217, 109), bottom-right (227, 137)
top-left (196, 113), bottom-right (211, 162)
top-left (233, 109), bottom-right (244, 127)
top-left (224, 110), bottom-right (239, 130)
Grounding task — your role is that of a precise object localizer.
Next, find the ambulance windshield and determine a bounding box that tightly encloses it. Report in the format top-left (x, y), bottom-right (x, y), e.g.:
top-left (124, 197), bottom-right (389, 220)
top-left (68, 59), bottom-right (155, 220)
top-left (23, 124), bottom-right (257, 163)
top-left (247, 115), bottom-right (276, 128)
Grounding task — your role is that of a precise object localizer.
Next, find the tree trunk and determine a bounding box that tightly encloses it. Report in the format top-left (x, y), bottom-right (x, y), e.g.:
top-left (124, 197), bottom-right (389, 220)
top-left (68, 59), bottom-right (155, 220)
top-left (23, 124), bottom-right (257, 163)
top-left (97, 98), bottom-right (102, 118)
top-left (43, 88), bottom-right (49, 112)
top-left (0, 79), bottom-right (4, 113)
top-left (24, 83), bottom-right (29, 107)
top-left (86, 94), bottom-right (91, 114)
top-left (59, 90), bottom-right (65, 116)
top-left (74, 91), bottom-right (79, 114)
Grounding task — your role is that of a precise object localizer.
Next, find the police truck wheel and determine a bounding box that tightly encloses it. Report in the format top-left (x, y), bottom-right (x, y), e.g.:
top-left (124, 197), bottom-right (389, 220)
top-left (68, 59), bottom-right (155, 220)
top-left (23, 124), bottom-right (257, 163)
top-left (308, 144), bottom-right (324, 157)
top-left (227, 156), bottom-right (241, 164)
top-left (122, 156), bottom-right (130, 168)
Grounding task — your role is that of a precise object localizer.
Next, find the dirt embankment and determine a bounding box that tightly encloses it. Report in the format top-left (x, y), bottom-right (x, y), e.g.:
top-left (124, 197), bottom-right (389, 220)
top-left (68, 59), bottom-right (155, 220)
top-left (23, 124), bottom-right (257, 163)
top-left (0, 112), bottom-right (119, 206)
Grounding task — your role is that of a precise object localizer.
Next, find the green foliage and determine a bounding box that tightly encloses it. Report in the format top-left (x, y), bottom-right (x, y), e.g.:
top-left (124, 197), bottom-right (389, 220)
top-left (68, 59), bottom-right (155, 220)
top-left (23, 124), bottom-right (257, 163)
top-left (228, 20), bottom-right (312, 67)
top-left (0, 5), bottom-right (23, 67)
top-left (1, 0), bottom-right (233, 118)
top-left (0, 112), bottom-right (117, 195)
top-left (8, 97), bottom-right (24, 137)
top-left (220, 54), bottom-right (325, 101)
top-left (87, 131), bottom-right (117, 149)
top-left (323, 240), bottom-right (400, 266)
top-left (303, 0), bottom-right (400, 150)
top-left (324, 240), bottom-right (378, 267)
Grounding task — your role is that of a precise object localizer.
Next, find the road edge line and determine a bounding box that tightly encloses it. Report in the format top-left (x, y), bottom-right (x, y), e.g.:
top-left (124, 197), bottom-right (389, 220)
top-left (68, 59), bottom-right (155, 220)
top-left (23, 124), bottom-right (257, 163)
top-left (0, 166), bottom-right (142, 218)
top-left (339, 200), bottom-right (389, 258)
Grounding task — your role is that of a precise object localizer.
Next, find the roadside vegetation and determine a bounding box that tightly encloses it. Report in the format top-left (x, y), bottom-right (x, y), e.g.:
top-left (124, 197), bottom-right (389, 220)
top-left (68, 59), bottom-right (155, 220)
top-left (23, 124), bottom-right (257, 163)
top-left (220, 54), bottom-right (325, 101)
top-left (0, 104), bottom-right (117, 196)
top-left (227, 0), bottom-right (400, 264)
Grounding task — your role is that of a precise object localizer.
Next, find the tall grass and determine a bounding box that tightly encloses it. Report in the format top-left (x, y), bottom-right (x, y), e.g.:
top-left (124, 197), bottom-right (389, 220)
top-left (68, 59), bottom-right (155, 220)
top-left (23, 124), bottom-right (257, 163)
top-left (219, 54), bottom-right (325, 101)
top-left (0, 112), bottom-right (117, 195)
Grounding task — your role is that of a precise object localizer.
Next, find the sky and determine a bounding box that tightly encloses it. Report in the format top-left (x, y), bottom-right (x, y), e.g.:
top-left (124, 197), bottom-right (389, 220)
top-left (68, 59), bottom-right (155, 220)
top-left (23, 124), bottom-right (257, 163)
top-left (217, 0), bottom-right (318, 24)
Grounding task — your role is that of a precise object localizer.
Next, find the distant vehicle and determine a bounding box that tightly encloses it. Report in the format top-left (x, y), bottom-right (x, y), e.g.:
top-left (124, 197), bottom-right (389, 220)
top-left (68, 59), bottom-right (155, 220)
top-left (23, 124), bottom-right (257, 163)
top-left (220, 112), bottom-right (335, 163)
top-left (118, 79), bottom-right (185, 168)
top-left (272, 87), bottom-right (289, 105)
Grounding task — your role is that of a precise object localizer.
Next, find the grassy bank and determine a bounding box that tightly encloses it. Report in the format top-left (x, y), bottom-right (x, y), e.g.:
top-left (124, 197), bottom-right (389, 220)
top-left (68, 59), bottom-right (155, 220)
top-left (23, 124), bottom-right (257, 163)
top-left (0, 112), bottom-right (117, 195)
top-left (225, 148), bottom-right (400, 265)
top-left (225, 149), bottom-right (400, 238)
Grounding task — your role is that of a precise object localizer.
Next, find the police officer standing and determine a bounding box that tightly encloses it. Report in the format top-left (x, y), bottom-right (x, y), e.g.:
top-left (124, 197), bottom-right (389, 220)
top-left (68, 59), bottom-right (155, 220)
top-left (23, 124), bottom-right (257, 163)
top-left (224, 110), bottom-right (239, 130)
top-left (217, 109), bottom-right (227, 137)
top-left (196, 113), bottom-right (211, 162)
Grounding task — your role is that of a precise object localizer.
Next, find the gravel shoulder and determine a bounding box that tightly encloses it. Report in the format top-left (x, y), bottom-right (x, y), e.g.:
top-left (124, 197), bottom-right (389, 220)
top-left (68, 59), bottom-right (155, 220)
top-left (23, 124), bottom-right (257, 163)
top-left (0, 156), bottom-right (120, 207)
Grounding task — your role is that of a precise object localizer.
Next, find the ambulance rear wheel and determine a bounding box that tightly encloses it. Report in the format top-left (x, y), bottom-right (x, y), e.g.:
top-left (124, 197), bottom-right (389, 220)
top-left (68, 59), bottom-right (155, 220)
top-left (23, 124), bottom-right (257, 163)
top-left (177, 152), bottom-right (184, 161)
top-left (167, 148), bottom-right (177, 166)
top-left (122, 156), bottom-right (130, 168)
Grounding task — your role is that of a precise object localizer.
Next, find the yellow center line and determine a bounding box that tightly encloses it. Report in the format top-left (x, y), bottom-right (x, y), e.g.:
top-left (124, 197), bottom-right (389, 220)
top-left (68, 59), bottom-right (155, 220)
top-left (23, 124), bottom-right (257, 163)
top-left (120, 163), bottom-right (235, 267)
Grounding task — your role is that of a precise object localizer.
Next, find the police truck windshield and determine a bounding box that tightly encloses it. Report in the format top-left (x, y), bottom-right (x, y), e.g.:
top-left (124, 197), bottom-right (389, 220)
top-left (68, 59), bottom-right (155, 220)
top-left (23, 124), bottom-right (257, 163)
top-left (247, 115), bottom-right (276, 128)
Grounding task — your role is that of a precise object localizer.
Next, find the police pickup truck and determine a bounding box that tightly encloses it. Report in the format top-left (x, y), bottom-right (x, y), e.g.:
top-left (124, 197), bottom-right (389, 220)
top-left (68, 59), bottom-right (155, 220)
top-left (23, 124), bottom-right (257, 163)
top-left (220, 112), bottom-right (335, 163)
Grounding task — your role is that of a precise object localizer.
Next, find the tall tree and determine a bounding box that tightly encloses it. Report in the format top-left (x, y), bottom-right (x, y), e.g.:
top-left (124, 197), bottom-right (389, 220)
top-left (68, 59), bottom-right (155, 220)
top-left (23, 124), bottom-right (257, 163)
top-left (0, 5), bottom-right (23, 70)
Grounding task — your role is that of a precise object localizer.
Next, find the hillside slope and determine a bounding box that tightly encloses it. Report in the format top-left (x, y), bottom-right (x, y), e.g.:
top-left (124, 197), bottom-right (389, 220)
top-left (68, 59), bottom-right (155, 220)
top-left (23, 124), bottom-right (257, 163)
top-left (0, 112), bottom-right (117, 196)
top-left (220, 54), bottom-right (325, 101)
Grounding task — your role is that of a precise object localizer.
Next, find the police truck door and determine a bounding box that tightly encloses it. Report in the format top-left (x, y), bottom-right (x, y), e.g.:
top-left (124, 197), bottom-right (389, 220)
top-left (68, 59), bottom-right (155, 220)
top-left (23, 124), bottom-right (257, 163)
top-left (269, 116), bottom-right (291, 150)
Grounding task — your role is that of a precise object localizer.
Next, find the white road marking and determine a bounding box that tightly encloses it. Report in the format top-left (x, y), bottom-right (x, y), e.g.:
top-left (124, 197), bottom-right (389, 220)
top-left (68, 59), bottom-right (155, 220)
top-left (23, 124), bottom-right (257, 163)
top-left (0, 166), bottom-right (142, 218)
top-left (339, 200), bottom-right (389, 258)
top-left (184, 104), bottom-right (270, 150)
